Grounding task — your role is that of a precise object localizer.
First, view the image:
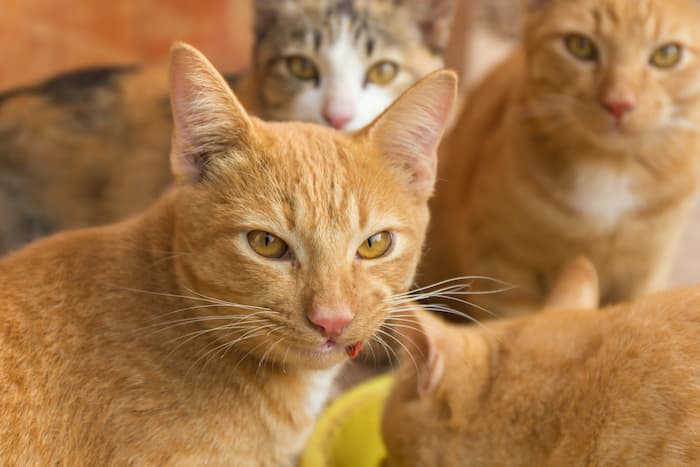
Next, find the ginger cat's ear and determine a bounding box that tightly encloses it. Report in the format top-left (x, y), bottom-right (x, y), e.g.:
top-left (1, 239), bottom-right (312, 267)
top-left (399, 308), bottom-right (448, 396)
top-left (544, 256), bottom-right (600, 310)
top-left (169, 42), bottom-right (254, 182)
top-left (367, 69), bottom-right (457, 199)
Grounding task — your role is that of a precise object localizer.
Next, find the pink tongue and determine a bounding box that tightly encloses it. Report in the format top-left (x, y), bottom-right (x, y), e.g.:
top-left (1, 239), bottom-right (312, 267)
top-left (345, 342), bottom-right (364, 360)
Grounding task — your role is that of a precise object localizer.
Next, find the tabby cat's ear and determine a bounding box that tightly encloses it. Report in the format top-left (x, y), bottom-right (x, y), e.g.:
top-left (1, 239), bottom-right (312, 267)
top-left (406, 0), bottom-right (457, 51)
top-left (544, 256), bottom-right (600, 310)
top-left (169, 42), bottom-right (253, 183)
top-left (367, 69), bottom-right (457, 199)
top-left (400, 309), bottom-right (447, 396)
top-left (253, 0), bottom-right (294, 39)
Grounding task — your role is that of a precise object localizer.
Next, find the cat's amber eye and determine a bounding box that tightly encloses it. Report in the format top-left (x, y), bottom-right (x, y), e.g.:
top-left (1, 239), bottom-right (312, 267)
top-left (564, 34), bottom-right (598, 61)
top-left (285, 56), bottom-right (319, 82)
top-left (366, 61), bottom-right (399, 85)
top-left (357, 232), bottom-right (392, 260)
top-left (650, 43), bottom-right (682, 69)
top-left (247, 230), bottom-right (289, 259)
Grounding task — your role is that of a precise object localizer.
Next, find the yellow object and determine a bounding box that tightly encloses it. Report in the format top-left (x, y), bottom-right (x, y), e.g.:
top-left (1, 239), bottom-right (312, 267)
top-left (299, 374), bottom-right (394, 467)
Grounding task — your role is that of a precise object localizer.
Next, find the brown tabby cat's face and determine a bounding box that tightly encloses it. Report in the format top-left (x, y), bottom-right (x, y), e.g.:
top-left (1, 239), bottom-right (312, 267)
top-left (252, 0), bottom-right (453, 130)
top-left (523, 0), bottom-right (700, 148)
top-left (168, 44), bottom-right (455, 370)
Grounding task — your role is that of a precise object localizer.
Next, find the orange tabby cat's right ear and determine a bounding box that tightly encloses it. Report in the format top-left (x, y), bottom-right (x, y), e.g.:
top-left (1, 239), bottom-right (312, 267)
top-left (367, 69), bottom-right (457, 199)
top-left (169, 42), bottom-right (254, 183)
top-left (399, 308), bottom-right (448, 396)
top-left (544, 256), bottom-right (600, 310)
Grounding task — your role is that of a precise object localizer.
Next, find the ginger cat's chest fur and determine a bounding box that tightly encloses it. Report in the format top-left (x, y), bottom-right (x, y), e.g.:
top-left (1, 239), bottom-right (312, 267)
top-left (425, 0), bottom-right (700, 317)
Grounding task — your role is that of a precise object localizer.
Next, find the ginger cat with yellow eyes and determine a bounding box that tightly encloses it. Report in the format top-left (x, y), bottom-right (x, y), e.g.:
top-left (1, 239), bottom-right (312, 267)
top-left (422, 0), bottom-right (700, 318)
top-left (0, 44), bottom-right (456, 465)
top-left (384, 257), bottom-right (700, 466)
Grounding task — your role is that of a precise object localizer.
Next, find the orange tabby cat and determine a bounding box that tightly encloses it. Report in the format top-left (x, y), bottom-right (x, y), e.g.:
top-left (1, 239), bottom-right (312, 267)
top-left (383, 257), bottom-right (700, 466)
top-left (422, 0), bottom-right (700, 318)
top-left (0, 43), bottom-right (456, 465)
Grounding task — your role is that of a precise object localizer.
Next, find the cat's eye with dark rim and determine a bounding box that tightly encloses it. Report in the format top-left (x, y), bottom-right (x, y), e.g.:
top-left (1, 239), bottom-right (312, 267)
top-left (365, 61), bottom-right (399, 86)
top-left (564, 34), bottom-right (598, 61)
top-left (247, 230), bottom-right (289, 259)
top-left (285, 55), bottom-right (319, 82)
top-left (650, 43), bottom-right (683, 69)
top-left (357, 231), bottom-right (393, 260)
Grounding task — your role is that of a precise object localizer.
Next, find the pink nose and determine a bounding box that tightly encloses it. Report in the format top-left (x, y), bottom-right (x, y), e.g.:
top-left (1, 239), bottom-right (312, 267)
top-left (322, 111), bottom-right (352, 129)
top-left (308, 306), bottom-right (354, 338)
top-left (603, 99), bottom-right (636, 120)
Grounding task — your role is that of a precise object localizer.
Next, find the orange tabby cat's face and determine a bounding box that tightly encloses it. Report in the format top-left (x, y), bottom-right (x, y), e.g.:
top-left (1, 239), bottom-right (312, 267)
top-left (523, 0), bottom-right (700, 148)
top-left (167, 44), bottom-right (456, 370)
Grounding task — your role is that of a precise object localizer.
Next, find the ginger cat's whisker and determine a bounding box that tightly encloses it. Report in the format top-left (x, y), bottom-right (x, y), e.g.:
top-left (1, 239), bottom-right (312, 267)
top-left (370, 333), bottom-right (395, 366)
top-left (373, 328), bottom-right (402, 365)
top-left (257, 337), bottom-right (286, 377)
top-left (172, 323), bottom-right (278, 362)
top-left (380, 325), bottom-right (424, 370)
top-left (383, 320), bottom-right (426, 337)
top-left (387, 275), bottom-right (514, 300)
top-left (164, 319), bottom-right (271, 345)
top-left (148, 315), bottom-right (270, 332)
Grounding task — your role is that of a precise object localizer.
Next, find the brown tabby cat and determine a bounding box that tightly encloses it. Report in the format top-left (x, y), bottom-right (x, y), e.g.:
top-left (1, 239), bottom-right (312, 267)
top-left (0, 43), bottom-right (456, 465)
top-left (383, 257), bottom-right (700, 466)
top-left (0, 0), bottom-right (454, 256)
top-left (422, 0), bottom-right (700, 318)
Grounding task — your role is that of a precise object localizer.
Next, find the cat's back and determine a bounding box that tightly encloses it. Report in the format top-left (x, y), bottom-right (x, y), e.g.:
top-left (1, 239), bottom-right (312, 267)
top-left (0, 66), bottom-right (174, 254)
top-left (546, 292), bottom-right (700, 465)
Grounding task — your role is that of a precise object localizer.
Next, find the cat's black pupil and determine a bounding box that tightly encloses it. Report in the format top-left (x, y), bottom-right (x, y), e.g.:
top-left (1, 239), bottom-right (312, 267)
top-left (367, 237), bottom-right (374, 248)
top-left (265, 233), bottom-right (272, 246)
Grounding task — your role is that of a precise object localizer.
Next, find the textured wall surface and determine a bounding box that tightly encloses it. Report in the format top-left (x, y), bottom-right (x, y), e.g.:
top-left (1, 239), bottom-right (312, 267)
top-left (0, 0), bottom-right (252, 91)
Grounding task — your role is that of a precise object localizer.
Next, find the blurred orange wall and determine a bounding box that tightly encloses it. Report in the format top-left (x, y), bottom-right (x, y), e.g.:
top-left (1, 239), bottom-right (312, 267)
top-left (0, 0), bottom-right (253, 91)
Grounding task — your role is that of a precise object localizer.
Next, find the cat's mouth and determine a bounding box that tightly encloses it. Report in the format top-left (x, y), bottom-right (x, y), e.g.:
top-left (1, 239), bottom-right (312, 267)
top-left (316, 339), bottom-right (364, 360)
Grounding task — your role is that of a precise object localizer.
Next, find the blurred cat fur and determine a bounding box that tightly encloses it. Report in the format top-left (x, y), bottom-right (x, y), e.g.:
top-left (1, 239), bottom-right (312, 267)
top-left (0, 43), bottom-right (456, 465)
top-left (422, 0), bottom-right (700, 318)
top-left (384, 256), bottom-right (700, 466)
top-left (0, 0), bottom-right (454, 255)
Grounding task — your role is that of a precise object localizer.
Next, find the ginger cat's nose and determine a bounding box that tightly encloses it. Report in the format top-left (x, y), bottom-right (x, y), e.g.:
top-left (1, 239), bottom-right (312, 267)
top-left (308, 306), bottom-right (354, 338)
top-left (603, 98), bottom-right (636, 120)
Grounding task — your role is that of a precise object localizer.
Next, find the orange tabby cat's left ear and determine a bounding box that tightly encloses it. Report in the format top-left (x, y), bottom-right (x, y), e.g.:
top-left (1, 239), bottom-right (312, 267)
top-left (367, 69), bottom-right (457, 199)
top-left (398, 308), bottom-right (448, 396)
top-left (169, 42), bottom-right (254, 183)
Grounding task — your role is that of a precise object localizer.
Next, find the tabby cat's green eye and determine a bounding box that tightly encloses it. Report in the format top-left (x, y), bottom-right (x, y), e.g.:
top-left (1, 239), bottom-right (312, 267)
top-left (357, 232), bottom-right (392, 260)
top-left (286, 56), bottom-right (319, 81)
top-left (248, 230), bottom-right (289, 259)
top-left (564, 34), bottom-right (598, 61)
top-left (650, 43), bottom-right (682, 68)
top-left (366, 61), bottom-right (399, 85)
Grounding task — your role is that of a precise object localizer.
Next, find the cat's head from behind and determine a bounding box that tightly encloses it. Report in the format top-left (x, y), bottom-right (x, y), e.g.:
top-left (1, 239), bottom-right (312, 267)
top-left (382, 257), bottom-right (600, 466)
top-left (252, 0), bottom-right (455, 130)
top-left (521, 0), bottom-right (700, 149)
top-left (167, 42), bottom-right (456, 371)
